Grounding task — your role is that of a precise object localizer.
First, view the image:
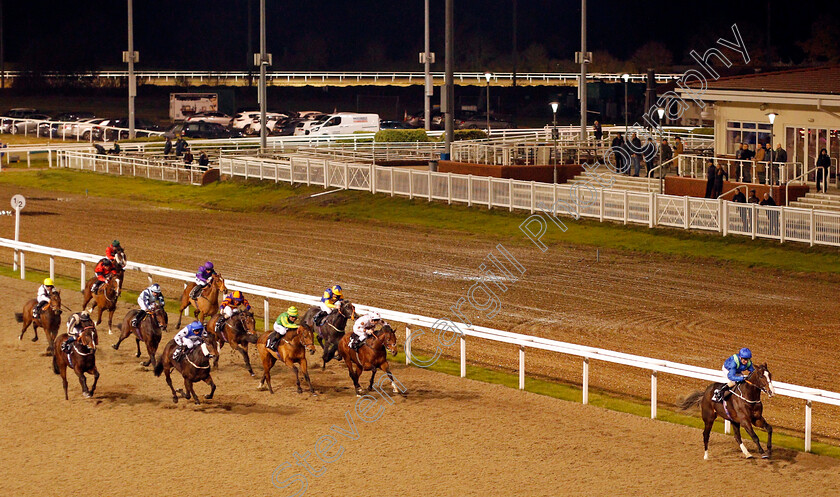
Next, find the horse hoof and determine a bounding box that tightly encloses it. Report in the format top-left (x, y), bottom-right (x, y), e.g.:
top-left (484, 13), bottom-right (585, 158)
top-left (135, 353), bottom-right (141, 358)
top-left (172, 397), bottom-right (178, 404)
top-left (297, 389), bottom-right (303, 394)
top-left (83, 393), bottom-right (92, 399)
top-left (111, 344), bottom-right (119, 350)
top-left (761, 454), bottom-right (769, 459)
top-left (31, 337), bottom-right (38, 342)
top-left (249, 372), bottom-right (255, 377)
top-left (745, 454), bottom-right (754, 459)
top-left (204, 395), bottom-right (212, 400)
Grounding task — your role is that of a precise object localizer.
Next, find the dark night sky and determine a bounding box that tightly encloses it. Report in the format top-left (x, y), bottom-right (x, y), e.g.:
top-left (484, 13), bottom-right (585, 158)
top-left (4, 1), bottom-right (837, 71)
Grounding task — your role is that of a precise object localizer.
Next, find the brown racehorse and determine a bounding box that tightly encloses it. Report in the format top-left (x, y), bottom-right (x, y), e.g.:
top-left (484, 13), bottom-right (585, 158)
top-left (299, 300), bottom-right (356, 369)
top-left (16, 290), bottom-right (63, 355)
top-left (256, 326), bottom-right (316, 394)
top-left (681, 364), bottom-right (776, 460)
top-left (52, 326), bottom-right (100, 400)
top-left (113, 304), bottom-right (168, 368)
top-left (154, 335), bottom-right (218, 404)
top-left (177, 274), bottom-right (226, 328)
top-left (207, 310), bottom-right (259, 375)
top-left (84, 274), bottom-right (121, 335)
top-left (337, 324), bottom-right (401, 397)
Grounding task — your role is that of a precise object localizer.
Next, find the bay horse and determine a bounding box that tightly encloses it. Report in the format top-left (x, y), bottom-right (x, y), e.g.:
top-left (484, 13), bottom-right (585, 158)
top-left (84, 274), bottom-right (121, 334)
top-left (52, 326), bottom-right (100, 400)
top-left (680, 364), bottom-right (775, 460)
top-left (256, 326), bottom-right (316, 394)
top-left (299, 300), bottom-right (356, 369)
top-left (177, 274), bottom-right (226, 328)
top-left (337, 324), bottom-right (401, 397)
top-left (154, 334), bottom-right (218, 404)
top-left (113, 304), bottom-right (168, 368)
top-left (207, 309), bottom-right (259, 375)
top-left (16, 290), bottom-right (63, 355)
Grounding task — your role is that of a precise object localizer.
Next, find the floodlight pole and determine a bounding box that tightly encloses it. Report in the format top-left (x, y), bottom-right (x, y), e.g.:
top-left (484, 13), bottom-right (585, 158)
top-left (424, 0), bottom-right (431, 131)
top-left (579, 0), bottom-right (587, 141)
top-left (259, 0), bottom-right (267, 151)
top-left (444, 0), bottom-right (454, 156)
top-left (127, 0), bottom-right (136, 139)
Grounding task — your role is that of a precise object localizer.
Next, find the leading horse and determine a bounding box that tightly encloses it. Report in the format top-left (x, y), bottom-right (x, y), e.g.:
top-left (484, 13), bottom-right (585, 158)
top-left (207, 309), bottom-right (259, 375)
top-left (337, 324), bottom-right (401, 397)
top-left (299, 300), bottom-right (356, 369)
top-left (113, 304), bottom-right (168, 368)
top-left (84, 274), bottom-right (121, 334)
top-left (680, 364), bottom-right (775, 460)
top-left (154, 334), bottom-right (218, 405)
top-left (16, 290), bottom-right (63, 355)
top-left (52, 325), bottom-right (100, 400)
top-left (177, 274), bottom-right (226, 328)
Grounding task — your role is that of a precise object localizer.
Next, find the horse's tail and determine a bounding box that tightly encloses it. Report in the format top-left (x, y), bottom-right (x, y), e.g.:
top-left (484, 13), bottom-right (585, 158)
top-left (153, 356), bottom-right (165, 377)
top-left (679, 391), bottom-right (705, 411)
top-left (244, 333), bottom-right (259, 344)
top-left (14, 313), bottom-right (23, 323)
top-left (52, 354), bottom-right (59, 375)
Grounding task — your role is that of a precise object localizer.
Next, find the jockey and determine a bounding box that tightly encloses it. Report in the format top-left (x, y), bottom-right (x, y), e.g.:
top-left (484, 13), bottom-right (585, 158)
top-left (267, 306), bottom-right (299, 350)
top-left (133, 284), bottom-right (164, 329)
top-left (350, 311), bottom-right (386, 350)
top-left (713, 348), bottom-right (755, 402)
top-left (173, 321), bottom-right (212, 361)
top-left (33, 278), bottom-right (55, 318)
top-left (105, 239), bottom-right (122, 264)
top-left (92, 258), bottom-right (117, 294)
top-left (216, 290), bottom-right (251, 332)
top-left (190, 261), bottom-right (216, 299)
top-left (314, 285), bottom-right (343, 325)
top-left (63, 310), bottom-right (93, 351)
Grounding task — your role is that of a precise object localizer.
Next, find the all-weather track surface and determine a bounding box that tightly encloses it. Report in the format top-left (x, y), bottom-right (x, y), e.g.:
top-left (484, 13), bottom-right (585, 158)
top-left (1, 182), bottom-right (840, 495)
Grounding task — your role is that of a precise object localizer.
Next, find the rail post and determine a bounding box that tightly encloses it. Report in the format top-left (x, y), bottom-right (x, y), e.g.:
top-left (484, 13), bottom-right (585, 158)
top-left (264, 299), bottom-right (270, 332)
top-left (49, 256), bottom-right (55, 281)
top-left (487, 177), bottom-right (493, 209)
top-left (468, 175), bottom-right (473, 207)
top-left (448, 173), bottom-right (453, 205)
top-left (508, 178), bottom-right (514, 212)
top-left (183, 282), bottom-right (189, 316)
top-left (582, 357), bottom-right (590, 404)
top-left (649, 192), bottom-right (655, 228)
top-left (805, 400), bottom-right (812, 452)
top-left (599, 188), bottom-right (605, 221)
top-left (408, 170), bottom-right (414, 199)
top-left (650, 371), bottom-right (658, 419)
top-left (683, 196), bottom-right (690, 229)
top-left (80, 262), bottom-right (86, 291)
top-left (405, 326), bottom-right (412, 365)
top-left (530, 181), bottom-right (535, 214)
top-left (725, 420), bottom-right (731, 434)
top-left (780, 208), bottom-right (786, 243)
top-left (810, 209), bottom-right (816, 246)
top-left (623, 190), bottom-right (628, 225)
top-left (19, 251), bottom-right (25, 279)
top-left (722, 201), bottom-right (728, 236)
top-left (460, 334), bottom-right (466, 378)
top-left (519, 346), bottom-right (525, 390)
top-left (428, 170), bottom-right (432, 202)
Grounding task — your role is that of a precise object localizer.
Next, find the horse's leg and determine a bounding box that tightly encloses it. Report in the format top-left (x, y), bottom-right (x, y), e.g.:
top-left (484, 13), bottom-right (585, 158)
top-left (731, 422), bottom-right (752, 458)
top-left (741, 421), bottom-right (765, 458)
top-left (238, 344), bottom-right (254, 376)
top-left (259, 354), bottom-right (276, 394)
top-left (77, 367), bottom-right (91, 398)
top-left (188, 379), bottom-right (201, 405)
top-left (164, 367), bottom-right (178, 403)
top-left (112, 325), bottom-right (132, 350)
top-left (183, 378), bottom-right (198, 404)
top-left (204, 376), bottom-right (216, 400)
top-left (285, 358), bottom-right (302, 394)
top-left (142, 339), bottom-right (155, 367)
top-left (107, 307), bottom-right (116, 335)
top-left (18, 316), bottom-right (32, 341)
top-left (368, 368), bottom-right (377, 392)
top-left (702, 415), bottom-right (716, 460)
top-left (134, 338), bottom-right (142, 358)
top-left (89, 366), bottom-right (100, 397)
top-left (754, 417), bottom-right (772, 458)
top-left (59, 362), bottom-right (69, 400)
top-left (299, 358), bottom-right (315, 394)
top-left (176, 296), bottom-right (188, 329)
top-left (95, 305), bottom-right (104, 326)
top-left (344, 356), bottom-right (362, 395)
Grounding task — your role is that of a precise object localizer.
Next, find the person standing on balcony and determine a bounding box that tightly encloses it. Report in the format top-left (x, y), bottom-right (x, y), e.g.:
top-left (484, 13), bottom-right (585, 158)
top-left (630, 133), bottom-right (642, 177)
top-left (816, 148), bottom-right (831, 193)
top-left (593, 121), bottom-right (603, 142)
top-left (712, 163), bottom-right (728, 198)
top-left (754, 144), bottom-right (767, 184)
top-left (771, 144), bottom-right (787, 185)
top-left (704, 162), bottom-right (717, 198)
top-left (660, 138), bottom-right (673, 176)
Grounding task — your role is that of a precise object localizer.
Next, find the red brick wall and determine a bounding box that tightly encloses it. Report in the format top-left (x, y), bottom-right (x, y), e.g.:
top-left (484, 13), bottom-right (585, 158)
top-left (438, 161), bottom-right (584, 183)
top-left (664, 176), bottom-right (809, 204)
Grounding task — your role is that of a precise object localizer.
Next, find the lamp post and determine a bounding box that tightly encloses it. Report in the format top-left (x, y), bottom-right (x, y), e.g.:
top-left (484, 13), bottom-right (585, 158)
top-left (551, 101), bottom-right (559, 183)
top-left (484, 72), bottom-right (492, 136)
top-left (657, 106), bottom-right (665, 193)
top-left (767, 112), bottom-right (777, 187)
top-left (621, 73), bottom-right (629, 136)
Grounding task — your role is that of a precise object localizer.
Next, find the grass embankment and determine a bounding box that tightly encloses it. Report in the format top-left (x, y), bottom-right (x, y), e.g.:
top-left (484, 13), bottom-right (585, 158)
top-left (8, 259), bottom-right (836, 457)
top-left (2, 168), bottom-right (839, 274)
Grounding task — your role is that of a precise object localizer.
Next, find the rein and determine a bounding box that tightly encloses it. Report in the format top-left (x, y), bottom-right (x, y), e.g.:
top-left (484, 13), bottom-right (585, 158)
top-left (184, 351), bottom-right (211, 370)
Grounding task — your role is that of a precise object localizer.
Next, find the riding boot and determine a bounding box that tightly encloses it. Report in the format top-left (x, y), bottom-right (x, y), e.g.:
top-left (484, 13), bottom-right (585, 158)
top-left (32, 305), bottom-right (40, 319)
top-left (190, 284), bottom-right (204, 300)
top-left (314, 311), bottom-right (326, 326)
top-left (173, 345), bottom-right (184, 361)
top-left (216, 318), bottom-right (225, 334)
top-left (713, 385), bottom-right (729, 403)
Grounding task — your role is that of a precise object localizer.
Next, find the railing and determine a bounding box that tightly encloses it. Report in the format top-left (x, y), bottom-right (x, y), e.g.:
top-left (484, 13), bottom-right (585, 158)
top-left (1, 235), bottom-right (837, 451)
top-left (678, 155), bottom-right (803, 185)
top-left (646, 155), bottom-right (680, 193)
top-left (718, 184), bottom-right (749, 200)
top-left (0, 116), bottom-right (163, 141)
top-left (59, 151), bottom-right (207, 184)
top-left (786, 166), bottom-right (820, 207)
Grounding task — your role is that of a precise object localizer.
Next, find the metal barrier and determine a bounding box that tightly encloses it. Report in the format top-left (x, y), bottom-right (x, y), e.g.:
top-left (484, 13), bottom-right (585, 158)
top-left (678, 155), bottom-right (802, 185)
top-left (1, 236), bottom-right (837, 452)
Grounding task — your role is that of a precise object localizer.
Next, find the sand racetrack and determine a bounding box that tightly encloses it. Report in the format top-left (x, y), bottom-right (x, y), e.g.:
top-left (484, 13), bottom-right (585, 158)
top-left (1, 181), bottom-right (840, 495)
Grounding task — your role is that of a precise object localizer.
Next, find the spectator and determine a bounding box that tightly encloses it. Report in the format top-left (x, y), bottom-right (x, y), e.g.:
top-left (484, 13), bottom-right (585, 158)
top-left (183, 149), bottom-right (194, 167)
top-left (643, 137), bottom-right (657, 176)
top-left (738, 143), bottom-right (754, 182)
top-left (733, 188), bottom-right (748, 231)
top-left (673, 136), bottom-right (684, 159)
top-left (760, 192), bottom-right (779, 236)
top-left (660, 138), bottom-right (673, 176)
top-left (712, 163), bottom-right (728, 198)
top-left (108, 142), bottom-right (121, 155)
top-left (747, 189), bottom-right (759, 203)
top-left (610, 133), bottom-right (625, 174)
top-left (163, 136), bottom-right (173, 157)
top-left (175, 135), bottom-right (187, 157)
top-left (754, 144), bottom-right (767, 184)
top-left (705, 162), bottom-right (716, 198)
top-left (593, 121), bottom-right (603, 142)
top-left (93, 143), bottom-right (107, 155)
top-left (771, 143), bottom-right (787, 185)
top-left (732, 189), bottom-right (746, 203)
top-left (759, 192), bottom-right (776, 206)
top-left (816, 148), bottom-right (831, 193)
top-left (630, 133), bottom-right (642, 177)
top-left (198, 151), bottom-right (210, 169)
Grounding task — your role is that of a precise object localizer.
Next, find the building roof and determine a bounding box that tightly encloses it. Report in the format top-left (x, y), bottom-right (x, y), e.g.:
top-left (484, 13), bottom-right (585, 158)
top-left (693, 66), bottom-right (840, 95)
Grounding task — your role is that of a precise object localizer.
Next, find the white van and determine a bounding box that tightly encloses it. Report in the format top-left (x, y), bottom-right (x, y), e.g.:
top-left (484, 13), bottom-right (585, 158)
top-left (307, 113), bottom-right (379, 136)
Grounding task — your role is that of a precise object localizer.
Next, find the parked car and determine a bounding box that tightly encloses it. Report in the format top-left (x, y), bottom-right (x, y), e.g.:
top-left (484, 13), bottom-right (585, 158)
top-left (74, 118), bottom-right (109, 140)
top-left (380, 120), bottom-right (418, 130)
top-left (244, 112), bottom-right (288, 135)
top-left (95, 118), bottom-right (163, 141)
top-left (456, 114), bottom-right (515, 130)
top-left (10, 114), bottom-right (52, 134)
top-left (185, 111), bottom-right (233, 127)
top-left (40, 112), bottom-right (97, 138)
top-left (405, 109), bottom-right (443, 130)
top-left (293, 114), bottom-right (330, 136)
top-left (296, 111), bottom-right (326, 120)
top-left (164, 122), bottom-right (241, 139)
top-left (307, 113), bottom-right (380, 136)
top-left (1, 108), bottom-right (41, 133)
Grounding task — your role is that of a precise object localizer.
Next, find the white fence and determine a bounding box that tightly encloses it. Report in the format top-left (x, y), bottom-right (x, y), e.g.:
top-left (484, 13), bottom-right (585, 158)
top-left (60, 151), bottom-right (207, 185)
top-left (2, 236), bottom-right (838, 451)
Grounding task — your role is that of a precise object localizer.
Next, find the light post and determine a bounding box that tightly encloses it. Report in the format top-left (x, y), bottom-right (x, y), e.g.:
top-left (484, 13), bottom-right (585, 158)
top-left (126, 0), bottom-right (136, 139)
top-left (621, 73), bottom-right (629, 136)
top-left (767, 112), bottom-right (777, 187)
top-left (484, 72), bottom-right (492, 135)
top-left (551, 101), bottom-right (559, 183)
top-left (657, 106), bottom-right (665, 193)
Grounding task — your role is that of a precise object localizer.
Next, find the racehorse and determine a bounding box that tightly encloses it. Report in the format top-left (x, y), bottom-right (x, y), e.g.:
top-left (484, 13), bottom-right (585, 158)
top-left (177, 274), bottom-right (226, 328)
top-left (680, 364), bottom-right (775, 460)
top-left (84, 274), bottom-right (121, 334)
top-left (337, 324), bottom-right (401, 397)
top-left (52, 325), bottom-right (100, 400)
top-left (154, 334), bottom-right (218, 405)
top-left (299, 300), bottom-right (356, 369)
top-left (113, 304), bottom-right (168, 368)
top-left (207, 310), bottom-right (259, 375)
top-left (256, 326), bottom-right (316, 394)
top-left (16, 290), bottom-right (63, 355)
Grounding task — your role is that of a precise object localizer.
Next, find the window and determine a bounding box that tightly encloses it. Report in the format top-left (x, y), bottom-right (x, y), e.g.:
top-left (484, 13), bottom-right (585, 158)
top-left (725, 121), bottom-right (772, 154)
top-left (324, 117), bottom-right (341, 127)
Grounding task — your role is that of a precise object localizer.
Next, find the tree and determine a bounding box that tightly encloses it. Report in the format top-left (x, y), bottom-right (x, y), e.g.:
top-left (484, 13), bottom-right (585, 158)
top-left (629, 42), bottom-right (674, 72)
top-left (797, 19), bottom-right (840, 64)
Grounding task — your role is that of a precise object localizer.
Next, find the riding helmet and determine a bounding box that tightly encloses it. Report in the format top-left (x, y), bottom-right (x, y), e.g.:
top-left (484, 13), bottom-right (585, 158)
top-left (112, 240), bottom-right (120, 247)
top-left (150, 284), bottom-right (161, 293)
top-left (331, 284), bottom-right (343, 296)
top-left (370, 311), bottom-right (381, 321)
top-left (738, 347), bottom-right (752, 359)
top-left (44, 278), bottom-right (55, 286)
top-left (287, 306), bottom-right (298, 317)
top-left (204, 261), bottom-right (214, 270)
top-left (188, 321), bottom-right (204, 332)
